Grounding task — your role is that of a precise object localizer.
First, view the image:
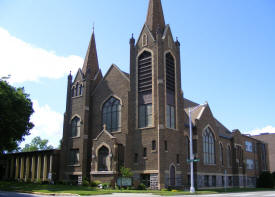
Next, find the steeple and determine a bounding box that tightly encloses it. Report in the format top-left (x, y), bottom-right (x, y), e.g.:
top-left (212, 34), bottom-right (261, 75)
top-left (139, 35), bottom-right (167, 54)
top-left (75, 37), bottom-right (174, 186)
top-left (82, 29), bottom-right (99, 77)
top-left (145, 0), bottom-right (166, 38)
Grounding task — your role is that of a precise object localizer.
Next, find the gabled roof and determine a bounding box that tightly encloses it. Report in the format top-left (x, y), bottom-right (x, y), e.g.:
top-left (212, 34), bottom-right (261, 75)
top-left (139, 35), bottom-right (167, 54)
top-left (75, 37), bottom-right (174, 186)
top-left (145, 0), bottom-right (166, 38)
top-left (94, 126), bottom-right (116, 141)
top-left (184, 103), bottom-right (207, 124)
top-left (73, 68), bottom-right (84, 84)
top-left (214, 118), bottom-right (233, 139)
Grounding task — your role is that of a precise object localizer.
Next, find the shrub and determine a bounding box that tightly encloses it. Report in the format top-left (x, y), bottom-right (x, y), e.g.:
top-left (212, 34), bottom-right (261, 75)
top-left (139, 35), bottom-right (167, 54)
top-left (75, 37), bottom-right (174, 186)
top-left (137, 183), bottom-right (146, 190)
top-left (102, 182), bottom-right (110, 189)
top-left (82, 180), bottom-right (89, 186)
top-left (257, 171), bottom-right (274, 188)
top-left (90, 180), bottom-right (102, 187)
top-left (120, 166), bottom-right (133, 178)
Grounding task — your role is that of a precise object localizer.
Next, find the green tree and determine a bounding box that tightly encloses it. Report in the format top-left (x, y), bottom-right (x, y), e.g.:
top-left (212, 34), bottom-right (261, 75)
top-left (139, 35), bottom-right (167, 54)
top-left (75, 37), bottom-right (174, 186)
top-left (0, 80), bottom-right (34, 154)
top-left (21, 136), bottom-right (54, 152)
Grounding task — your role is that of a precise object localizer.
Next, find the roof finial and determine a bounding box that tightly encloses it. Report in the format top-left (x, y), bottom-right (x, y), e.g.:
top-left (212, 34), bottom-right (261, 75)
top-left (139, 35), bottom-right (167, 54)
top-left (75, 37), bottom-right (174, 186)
top-left (93, 22), bottom-right (95, 32)
top-left (131, 33), bottom-right (134, 39)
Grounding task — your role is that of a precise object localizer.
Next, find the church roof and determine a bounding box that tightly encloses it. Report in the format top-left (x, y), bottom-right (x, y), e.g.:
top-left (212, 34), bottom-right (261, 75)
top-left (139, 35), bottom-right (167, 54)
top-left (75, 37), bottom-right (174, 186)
top-left (82, 30), bottom-right (99, 78)
top-left (146, 0), bottom-right (166, 38)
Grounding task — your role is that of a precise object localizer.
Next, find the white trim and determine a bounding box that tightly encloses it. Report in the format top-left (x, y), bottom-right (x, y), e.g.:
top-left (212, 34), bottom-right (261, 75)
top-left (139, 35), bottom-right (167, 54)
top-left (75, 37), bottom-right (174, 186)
top-left (90, 171), bottom-right (116, 175)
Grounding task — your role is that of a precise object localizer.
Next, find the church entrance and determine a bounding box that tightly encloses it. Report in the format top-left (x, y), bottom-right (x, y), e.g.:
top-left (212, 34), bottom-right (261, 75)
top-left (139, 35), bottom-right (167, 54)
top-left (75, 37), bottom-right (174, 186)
top-left (169, 165), bottom-right (176, 187)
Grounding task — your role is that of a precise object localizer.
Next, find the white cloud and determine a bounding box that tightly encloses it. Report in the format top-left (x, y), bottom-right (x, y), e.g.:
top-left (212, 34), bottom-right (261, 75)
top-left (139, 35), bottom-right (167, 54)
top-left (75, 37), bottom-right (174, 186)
top-left (0, 27), bottom-right (83, 83)
top-left (245, 125), bottom-right (275, 136)
top-left (21, 100), bottom-right (63, 148)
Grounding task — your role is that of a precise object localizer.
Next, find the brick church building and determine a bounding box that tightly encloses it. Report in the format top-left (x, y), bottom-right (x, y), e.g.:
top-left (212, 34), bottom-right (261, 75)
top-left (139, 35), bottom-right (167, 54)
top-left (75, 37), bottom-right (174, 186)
top-left (0, 0), bottom-right (270, 190)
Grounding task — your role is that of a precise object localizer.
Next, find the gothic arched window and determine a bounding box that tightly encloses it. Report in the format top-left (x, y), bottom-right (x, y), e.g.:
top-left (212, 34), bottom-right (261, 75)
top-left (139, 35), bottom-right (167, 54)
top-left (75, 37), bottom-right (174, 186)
top-left (227, 145), bottom-right (232, 167)
top-left (98, 146), bottom-right (109, 171)
top-left (220, 143), bottom-right (224, 165)
top-left (102, 97), bottom-right (121, 132)
top-left (71, 116), bottom-right (80, 137)
top-left (166, 53), bottom-right (175, 129)
top-left (203, 127), bottom-right (215, 165)
top-left (138, 51), bottom-right (153, 128)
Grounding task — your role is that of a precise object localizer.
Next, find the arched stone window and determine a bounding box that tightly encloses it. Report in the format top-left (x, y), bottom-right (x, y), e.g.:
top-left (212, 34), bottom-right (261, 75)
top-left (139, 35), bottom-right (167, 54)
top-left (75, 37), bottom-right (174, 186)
top-left (71, 116), bottom-right (80, 137)
top-left (220, 143), bottom-right (224, 165)
top-left (169, 164), bottom-right (176, 187)
top-left (98, 146), bottom-right (109, 171)
top-left (203, 127), bottom-right (215, 165)
top-left (102, 97), bottom-right (121, 132)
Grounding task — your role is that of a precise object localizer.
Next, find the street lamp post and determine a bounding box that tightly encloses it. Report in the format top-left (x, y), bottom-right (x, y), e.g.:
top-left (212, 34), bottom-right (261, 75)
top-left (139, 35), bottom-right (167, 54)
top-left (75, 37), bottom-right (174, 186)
top-left (188, 104), bottom-right (204, 193)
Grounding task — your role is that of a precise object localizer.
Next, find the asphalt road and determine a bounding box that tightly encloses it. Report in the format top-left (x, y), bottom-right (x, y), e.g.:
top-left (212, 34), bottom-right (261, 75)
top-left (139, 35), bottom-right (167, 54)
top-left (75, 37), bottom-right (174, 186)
top-left (1, 191), bottom-right (275, 197)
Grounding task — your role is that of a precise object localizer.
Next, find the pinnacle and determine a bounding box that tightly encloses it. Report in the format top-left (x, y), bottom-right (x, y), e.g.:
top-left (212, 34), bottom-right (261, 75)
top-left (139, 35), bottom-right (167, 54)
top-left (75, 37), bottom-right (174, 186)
top-left (82, 30), bottom-right (99, 77)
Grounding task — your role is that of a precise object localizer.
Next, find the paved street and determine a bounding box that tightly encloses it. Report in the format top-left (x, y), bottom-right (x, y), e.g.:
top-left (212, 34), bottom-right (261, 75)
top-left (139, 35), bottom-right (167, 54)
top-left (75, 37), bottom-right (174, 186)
top-left (1, 191), bottom-right (275, 197)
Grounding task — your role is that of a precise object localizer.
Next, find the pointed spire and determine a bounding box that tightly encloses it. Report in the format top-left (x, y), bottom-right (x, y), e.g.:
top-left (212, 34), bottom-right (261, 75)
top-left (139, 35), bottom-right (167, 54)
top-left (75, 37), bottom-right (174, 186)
top-left (82, 28), bottom-right (99, 78)
top-left (146, 0), bottom-right (166, 37)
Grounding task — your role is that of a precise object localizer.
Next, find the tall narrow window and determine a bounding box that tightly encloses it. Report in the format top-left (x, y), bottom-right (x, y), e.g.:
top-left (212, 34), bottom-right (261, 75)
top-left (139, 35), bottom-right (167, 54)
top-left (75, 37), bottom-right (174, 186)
top-left (166, 53), bottom-right (176, 129)
top-left (227, 145), bottom-right (231, 167)
top-left (203, 127), bottom-right (215, 165)
top-left (75, 83), bottom-right (79, 96)
top-left (186, 137), bottom-right (190, 159)
top-left (102, 97), bottom-right (121, 132)
top-left (176, 154), bottom-right (180, 164)
top-left (220, 143), bottom-right (224, 165)
top-left (79, 84), bottom-right (83, 96)
top-left (152, 140), bottom-right (156, 151)
top-left (71, 117), bottom-right (80, 137)
top-left (164, 140), bottom-right (168, 151)
top-left (143, 148), bottom-right (147, 157)
top-left (98, 146), bottom-right (109, 171)
top-left (72, 87), bottom-right (75, 97)
top-left (138, 51), bottom-right (152, 128)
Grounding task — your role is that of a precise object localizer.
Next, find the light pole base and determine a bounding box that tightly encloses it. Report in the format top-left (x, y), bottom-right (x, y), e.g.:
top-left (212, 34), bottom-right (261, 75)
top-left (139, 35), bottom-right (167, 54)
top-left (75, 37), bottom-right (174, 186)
top-left (190, 187), bottom-right (195, 193)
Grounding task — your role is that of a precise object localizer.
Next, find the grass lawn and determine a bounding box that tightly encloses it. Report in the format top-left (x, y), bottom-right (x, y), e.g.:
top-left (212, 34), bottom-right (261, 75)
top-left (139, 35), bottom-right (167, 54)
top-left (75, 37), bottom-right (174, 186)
top-left (0, 181), bottom-right (274, 196)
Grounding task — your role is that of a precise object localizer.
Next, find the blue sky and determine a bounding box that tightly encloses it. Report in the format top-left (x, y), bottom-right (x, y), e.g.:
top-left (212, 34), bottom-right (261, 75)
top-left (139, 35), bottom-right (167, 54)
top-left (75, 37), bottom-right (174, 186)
top-left (0, 0), bottom-right (274, 147)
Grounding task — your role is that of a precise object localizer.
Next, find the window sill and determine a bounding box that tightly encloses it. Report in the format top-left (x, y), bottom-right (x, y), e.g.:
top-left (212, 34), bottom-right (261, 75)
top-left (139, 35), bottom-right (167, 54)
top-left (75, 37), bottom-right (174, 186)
top-left (111, 131), bottom-right (122, 134)
top-left (67, 164), bottom-right (80, 167)
top-left (138, 126), bottom-right (155, 130)
top-left (71, 136), bottom-right (81, 139)
top-left (151, 150), bottom-right (157, 153)
top-left (72, 95), bottom-right (83, 99)
top-left (165, 150), bottom-right (168, 153)
top-left (143, 157), bottom-right (148, 160)
top-left (203, 164), bottom-right (216, 166)
top-left (167, 127), bottom-right (177, 131)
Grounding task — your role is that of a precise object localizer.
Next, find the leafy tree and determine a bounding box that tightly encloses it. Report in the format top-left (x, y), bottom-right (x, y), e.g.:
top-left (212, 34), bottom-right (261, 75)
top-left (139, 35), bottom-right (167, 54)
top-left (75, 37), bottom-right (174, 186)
top-left (21, 136), bottom-right (54, 152)
top-left (0, 80), bottom-right (34, 154)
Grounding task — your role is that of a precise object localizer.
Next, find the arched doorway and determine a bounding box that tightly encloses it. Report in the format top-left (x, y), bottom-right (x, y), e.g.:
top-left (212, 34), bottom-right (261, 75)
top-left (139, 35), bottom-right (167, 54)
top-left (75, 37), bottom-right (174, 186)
top-left (170, 164), bottom-right (176, 187)
top-left (98, 146), bottom-right (109, 171)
